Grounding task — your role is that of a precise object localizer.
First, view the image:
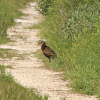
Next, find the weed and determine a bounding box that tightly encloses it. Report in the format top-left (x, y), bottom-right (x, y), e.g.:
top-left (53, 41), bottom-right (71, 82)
top-left (27, 24), bottom-right (41, 29)
top-left (37, 0), bottom-right (100, 98)
top-left (0, 48), bottom-right (27, 59)
top-left (0, 0), bottom-right (48, 99)
top-left (0, 0), bottom-right (35, 42)
top-left (0, 37), bottom-right (10, 45)
top-left (0, 65), bottom-right (48, 100)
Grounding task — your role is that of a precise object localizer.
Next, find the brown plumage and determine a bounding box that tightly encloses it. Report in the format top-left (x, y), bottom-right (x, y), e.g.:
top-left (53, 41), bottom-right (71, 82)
top-left (38, 41), bottom-right (56, 62)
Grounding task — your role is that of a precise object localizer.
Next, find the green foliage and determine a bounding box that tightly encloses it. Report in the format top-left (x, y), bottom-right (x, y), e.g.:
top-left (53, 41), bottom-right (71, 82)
top-left (0, 37), bottom-right (10, 44)
top-left (37, 0), bottom-right (53, 14)
top-left (37, 0), bottom-right (100, 97)
top-left (37, 0), bottom-right (99, 15)
top-left (0, 65), bottom-right (48, 100)
top-left (0, 1), bottom-right (48, 99)
top-left (63, 3), bottom-right (100, 41)
top-left (0, 0), bottom-right (34, 37)
top-left (65, 33), bottom-right (100, 96)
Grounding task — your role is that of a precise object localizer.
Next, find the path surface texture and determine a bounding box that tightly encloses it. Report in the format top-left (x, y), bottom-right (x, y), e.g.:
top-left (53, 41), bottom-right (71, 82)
top-left (0, 2), bottom-right (97, 100)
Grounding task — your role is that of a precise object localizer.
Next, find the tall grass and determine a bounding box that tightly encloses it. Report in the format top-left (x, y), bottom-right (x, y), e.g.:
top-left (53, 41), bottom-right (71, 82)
top-left (0, 0), bottom-right (48, 99)
top-left (0, 0), bottom-right (34, 41)
top-left (0, 65), bottom-right (48, 100)
top-left (37, 0), bottom-right (100, 97)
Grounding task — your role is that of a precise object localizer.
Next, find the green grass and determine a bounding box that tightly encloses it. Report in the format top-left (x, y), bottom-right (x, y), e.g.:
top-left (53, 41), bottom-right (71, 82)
top-left (0, 65), bottom-right (48, 100)
top-left (64, 33), bottom-right (100, 96)
top-left (0, 48), bottom-right (27, 59)
top-left (27, 24), bottom-right (41, 29)
top-left (0, 37), bottom-right (10, 45)
top-left (0, 0), bottom-right (48, 99)
top-left (37, 0), bottom-right (100, 98)
top-left (0, 0), bottom-right (35, 42)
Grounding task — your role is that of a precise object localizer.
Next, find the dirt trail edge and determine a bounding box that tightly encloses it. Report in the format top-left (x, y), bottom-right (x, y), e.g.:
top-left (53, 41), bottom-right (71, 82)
top-left (0, 2), bottom-right (97, 100)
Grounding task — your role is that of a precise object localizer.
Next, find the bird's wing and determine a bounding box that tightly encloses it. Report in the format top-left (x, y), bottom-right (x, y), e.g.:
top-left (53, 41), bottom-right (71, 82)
top-left (43, 46), bottom-right (56, 57)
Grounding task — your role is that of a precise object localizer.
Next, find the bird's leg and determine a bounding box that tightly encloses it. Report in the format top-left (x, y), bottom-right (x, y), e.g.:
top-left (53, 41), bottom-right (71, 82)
top-left (49, 58), bottom-right (51, 63)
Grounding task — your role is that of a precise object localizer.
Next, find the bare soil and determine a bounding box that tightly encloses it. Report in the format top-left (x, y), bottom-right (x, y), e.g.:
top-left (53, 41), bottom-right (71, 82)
top-left (0, 2), bottom-right (97, 100)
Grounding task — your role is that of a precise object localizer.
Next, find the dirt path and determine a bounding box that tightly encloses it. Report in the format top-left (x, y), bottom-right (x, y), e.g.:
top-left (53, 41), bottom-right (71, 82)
top-left (0, 2), bottom-right (97, 100)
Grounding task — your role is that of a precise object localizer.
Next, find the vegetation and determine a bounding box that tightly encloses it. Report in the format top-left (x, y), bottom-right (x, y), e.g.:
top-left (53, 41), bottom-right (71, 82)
top-left (0, 0), bottom-right (48, 99)
top-left (0, 0), bottom-right (35, 42)
top-left (0, 48), bottom-right (27, 59)
top-left (37, 0), bottom-right (100, 97)
top-left (0, 65), bottom-right (48, 100)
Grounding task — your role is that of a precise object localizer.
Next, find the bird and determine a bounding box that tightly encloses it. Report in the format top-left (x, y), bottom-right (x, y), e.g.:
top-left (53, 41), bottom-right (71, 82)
top-left (38, 40), bottom-right (56, 62)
